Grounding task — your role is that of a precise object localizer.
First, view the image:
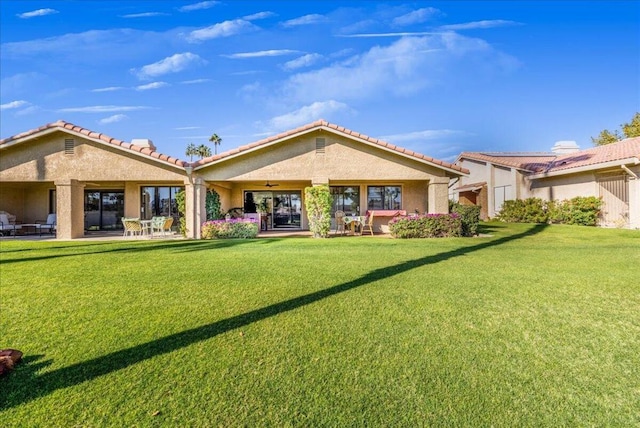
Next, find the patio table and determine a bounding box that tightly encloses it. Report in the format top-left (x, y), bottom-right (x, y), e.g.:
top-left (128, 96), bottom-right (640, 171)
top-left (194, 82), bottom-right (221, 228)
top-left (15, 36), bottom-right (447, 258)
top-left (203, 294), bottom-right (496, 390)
top-left (343, 216), bottom-right (365, 235)
top-left (140, 220), bottom-right (153, 236)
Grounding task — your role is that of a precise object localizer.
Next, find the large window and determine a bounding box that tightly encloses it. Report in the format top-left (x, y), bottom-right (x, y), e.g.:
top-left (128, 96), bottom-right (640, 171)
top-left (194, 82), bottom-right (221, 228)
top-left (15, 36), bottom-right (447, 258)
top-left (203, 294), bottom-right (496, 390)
top-left (141, 186), bottom-right (183, 221)
top-left (330, 186), bottom-right (360, 215)
top-left (367, 186), bottom-right (401, 210)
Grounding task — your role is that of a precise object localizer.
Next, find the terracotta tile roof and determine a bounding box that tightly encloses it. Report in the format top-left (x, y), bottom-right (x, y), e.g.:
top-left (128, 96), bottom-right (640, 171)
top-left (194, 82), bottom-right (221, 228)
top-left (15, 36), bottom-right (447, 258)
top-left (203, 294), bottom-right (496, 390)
top-left (459, 137), bottom-right (640, 175)
top-left (192, 119), bottom-right (469, 175)
top-left (0, 120), bottom-right (187, 167)
top-left (545, 136), bottom-right (640, 172)
top-left (458, 152), bottom-right (557, 172)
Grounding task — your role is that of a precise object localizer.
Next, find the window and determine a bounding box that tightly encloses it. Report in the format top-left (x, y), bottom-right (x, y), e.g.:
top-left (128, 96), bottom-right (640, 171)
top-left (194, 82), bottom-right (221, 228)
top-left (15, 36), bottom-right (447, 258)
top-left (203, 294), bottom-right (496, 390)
top-left (494, 185), bottom-right (512, 213)
top-left (141, 186), bottom-right (184, 220)
top-left (367, 186), bottom-right (401, 210)
top-left (330, 186), bottom-right (360, 215)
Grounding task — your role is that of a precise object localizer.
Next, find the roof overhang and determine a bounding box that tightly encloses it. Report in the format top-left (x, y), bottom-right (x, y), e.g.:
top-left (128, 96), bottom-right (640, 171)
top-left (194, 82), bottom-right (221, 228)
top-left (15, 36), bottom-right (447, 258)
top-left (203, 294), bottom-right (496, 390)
top-left (528, 157), bottom-right (640, 179)
top-left (453, 182), bottom-right (486, 193)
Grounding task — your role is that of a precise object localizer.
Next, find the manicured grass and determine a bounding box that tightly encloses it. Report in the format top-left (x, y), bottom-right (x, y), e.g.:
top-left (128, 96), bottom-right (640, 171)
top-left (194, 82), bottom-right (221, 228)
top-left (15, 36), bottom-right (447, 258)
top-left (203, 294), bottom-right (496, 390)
top-left (1, 223), bottom-right (639, 426)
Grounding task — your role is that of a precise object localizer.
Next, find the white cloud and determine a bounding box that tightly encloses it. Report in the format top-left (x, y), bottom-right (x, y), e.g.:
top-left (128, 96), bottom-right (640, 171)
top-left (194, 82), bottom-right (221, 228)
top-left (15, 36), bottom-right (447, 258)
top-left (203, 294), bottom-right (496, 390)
top-left (135, 82), bottom-right (169, 91)
top-left (174, 126), bottom-right (201, 130)
top-left (57, 105), bottom-right (151, 113)
top-left (440, 20), bottom-right (522, 31)
top-left (17, 8), bottom-right (58, 19)
top-left (15, 106), bottom-right (40, 116)
top-left (92, 86), bottom-right (126, 92)
top-left (282, 14), bottom-right (327, 27)
top-left (180, 78), bottom-right (211, 84)
top-left (283, 53), bottom-right (323, 71)
top-left (244, 11), bottom-right (276, 21)
top-left (281, 33), bottom-right (519, 103)
top-left (1, 100), bottom-right (30, 110)
top-left (99, 114), bottom-right (128, 124)
top-left (179, 1), bottom-right (218, 12)
top-left (224, 49), bottom-right (300, 59)
top-left (1, 29), bottom-right (177, 63)
top-left (134, 52), bottom-right (206, 79)
top-left (262, 100), bottom-right (351, 132)
top-left (122, 12), bottom-right (169, 18)
top-left (393, 8), bottom-right (441, 26)
top-left (186, 19), bottom-right (257, 42)
top-left (338, 32), bottom-right (438, 38)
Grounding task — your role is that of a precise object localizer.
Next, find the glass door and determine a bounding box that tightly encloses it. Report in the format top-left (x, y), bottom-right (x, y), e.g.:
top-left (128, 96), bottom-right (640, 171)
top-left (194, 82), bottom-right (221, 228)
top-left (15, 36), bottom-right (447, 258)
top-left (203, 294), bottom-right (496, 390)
top-left (84, 191), bottom-right (124, 231)
top-left (272, 191), bottom-right (302, 229)
top-left (243, 191), bottom-right (302, 229)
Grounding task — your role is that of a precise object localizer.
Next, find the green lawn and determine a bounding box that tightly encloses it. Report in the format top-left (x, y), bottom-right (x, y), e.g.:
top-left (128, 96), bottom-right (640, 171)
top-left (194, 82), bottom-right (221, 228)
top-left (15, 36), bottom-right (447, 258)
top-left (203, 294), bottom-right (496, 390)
top-left (1, 223), bottom-right (639, 426)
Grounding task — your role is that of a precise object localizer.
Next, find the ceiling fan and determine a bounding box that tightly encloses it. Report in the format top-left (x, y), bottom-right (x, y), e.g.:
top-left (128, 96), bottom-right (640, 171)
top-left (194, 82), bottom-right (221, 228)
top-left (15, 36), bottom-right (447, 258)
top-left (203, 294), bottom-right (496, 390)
top-left (264, 181), bottom-right (279, 187)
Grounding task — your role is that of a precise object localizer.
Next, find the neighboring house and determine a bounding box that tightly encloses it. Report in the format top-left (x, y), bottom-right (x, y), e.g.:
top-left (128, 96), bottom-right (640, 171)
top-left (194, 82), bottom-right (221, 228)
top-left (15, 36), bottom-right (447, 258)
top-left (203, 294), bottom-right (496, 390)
top-left (0, 119), bottom-right (468, 239)
top-left (452, 138), bottom-right (640, 228)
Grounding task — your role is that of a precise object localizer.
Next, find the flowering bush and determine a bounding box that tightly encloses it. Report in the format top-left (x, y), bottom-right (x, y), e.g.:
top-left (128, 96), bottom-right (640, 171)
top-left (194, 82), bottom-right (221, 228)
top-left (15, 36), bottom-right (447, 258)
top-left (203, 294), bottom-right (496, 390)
top-left (388, 214), bottom-right (463, 238)
top-left (201, 218), bottom-right (259, 239)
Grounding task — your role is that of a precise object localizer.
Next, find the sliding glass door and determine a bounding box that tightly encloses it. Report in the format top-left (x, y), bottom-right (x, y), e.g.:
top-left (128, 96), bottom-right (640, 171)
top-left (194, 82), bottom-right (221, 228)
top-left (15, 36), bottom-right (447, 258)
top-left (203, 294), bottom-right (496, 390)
top-left (243, 190), bottom-right (302, 229)
top-left (85, 191), bottom-right (124, 231)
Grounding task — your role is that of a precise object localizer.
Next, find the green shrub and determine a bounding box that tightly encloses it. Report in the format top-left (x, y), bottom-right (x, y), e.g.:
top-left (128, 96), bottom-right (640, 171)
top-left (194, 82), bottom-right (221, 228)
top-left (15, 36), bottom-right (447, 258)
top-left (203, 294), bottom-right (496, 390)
top-left (389, 214), bottom-right (463, 238)
top-left (304, 185), bottom-right (332, 238)
top-left (548, 196), bottom-right (602, 226)
top-left (450, 202), bottom-right (481, 236)
top-left (498, 196), bottom-right (603, 226)
top-left (175, 189), bottom-right (187, 236)
top-left (201, 219), bottom-right (259, 239)
top-left (497, 198), bottom-right (547, 223)
top-left (205, 189), bottom-right (222, 221)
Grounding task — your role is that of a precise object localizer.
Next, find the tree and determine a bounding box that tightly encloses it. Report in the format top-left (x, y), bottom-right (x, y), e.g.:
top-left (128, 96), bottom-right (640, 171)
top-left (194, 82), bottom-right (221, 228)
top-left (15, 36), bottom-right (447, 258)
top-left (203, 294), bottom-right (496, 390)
top-left (197, 144), bottom-right (212, 159)
top-left (185, 143), bottom-right (198, 161)
top-left (592, 112), bottom-right (640, 145)
top-left (209, 133), bottom-right (222, 155)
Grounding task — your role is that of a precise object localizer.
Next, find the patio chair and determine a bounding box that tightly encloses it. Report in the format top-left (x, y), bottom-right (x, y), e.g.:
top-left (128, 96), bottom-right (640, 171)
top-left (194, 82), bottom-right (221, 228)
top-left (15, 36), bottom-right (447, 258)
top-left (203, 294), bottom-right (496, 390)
top-left (151, 216), bottom-right (165, 236)
top-left (161, 217), bottom-right (174, 235)
top-left (334, 210), bottom-right (345, 235)
top-left (36, 213), bottom-right (56, 235)
top-left (122, 218), bottom-right (143, 237)
top-left (361, 211), bottom-right (374, 236)
top-left (0, 213), bottom-right (22, 237)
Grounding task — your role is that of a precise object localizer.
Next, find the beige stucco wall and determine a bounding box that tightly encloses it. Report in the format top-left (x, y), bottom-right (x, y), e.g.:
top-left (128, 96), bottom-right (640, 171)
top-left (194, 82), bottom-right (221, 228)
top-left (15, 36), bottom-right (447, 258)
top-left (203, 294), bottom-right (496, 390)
top-left (1, 131), bottom-right (188, 235)
top-left (528, 172), bottom-right (597, 200)
top-left (197, 131), bottom-right (450, 183)
top-left (0, 132), bottom-right (186, 183)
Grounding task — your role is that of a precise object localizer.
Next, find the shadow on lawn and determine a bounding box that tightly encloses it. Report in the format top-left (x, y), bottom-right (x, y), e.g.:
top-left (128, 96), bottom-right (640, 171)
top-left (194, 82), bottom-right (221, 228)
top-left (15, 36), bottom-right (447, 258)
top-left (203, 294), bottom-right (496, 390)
top-left (0, 238), bottom-right (275, 265)
top-left (0, 224), bottom-right (547, 411)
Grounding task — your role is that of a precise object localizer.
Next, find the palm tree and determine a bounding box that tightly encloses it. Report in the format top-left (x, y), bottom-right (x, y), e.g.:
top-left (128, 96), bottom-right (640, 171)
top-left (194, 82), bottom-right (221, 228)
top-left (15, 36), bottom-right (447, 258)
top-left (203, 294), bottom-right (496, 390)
top-left (209, 133), bottom-right (222, 155)
top-left (185, 143), bottom-right (198, 162)
top-left (197, 144), bottom-right (212, 159)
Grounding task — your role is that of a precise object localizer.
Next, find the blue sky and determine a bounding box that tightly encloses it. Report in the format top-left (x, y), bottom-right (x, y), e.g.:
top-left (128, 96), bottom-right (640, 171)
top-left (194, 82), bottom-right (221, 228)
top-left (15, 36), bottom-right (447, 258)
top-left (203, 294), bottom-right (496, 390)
top-left (1, 1), bottom-right (638, 161)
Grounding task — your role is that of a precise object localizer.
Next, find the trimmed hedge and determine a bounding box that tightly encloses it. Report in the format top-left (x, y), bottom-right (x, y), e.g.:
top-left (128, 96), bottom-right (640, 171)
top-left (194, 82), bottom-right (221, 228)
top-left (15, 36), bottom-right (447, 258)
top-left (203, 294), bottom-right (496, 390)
top-left (389, 214), bottom-right (462, 238)
top-left (450, 202), bottom-right (481, 236)
top-left (201, 219), bottom-right (259, 239)
top-left (497, 196), bottom-right (602, 226)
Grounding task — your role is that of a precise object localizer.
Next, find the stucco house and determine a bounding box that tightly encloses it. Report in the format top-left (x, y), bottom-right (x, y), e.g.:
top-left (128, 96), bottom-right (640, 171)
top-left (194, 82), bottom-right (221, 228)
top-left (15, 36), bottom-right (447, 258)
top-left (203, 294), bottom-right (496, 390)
top-left (0, 119), bottom-right (468, 239)
top-left (452, 138), bottom-right (640, 228)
